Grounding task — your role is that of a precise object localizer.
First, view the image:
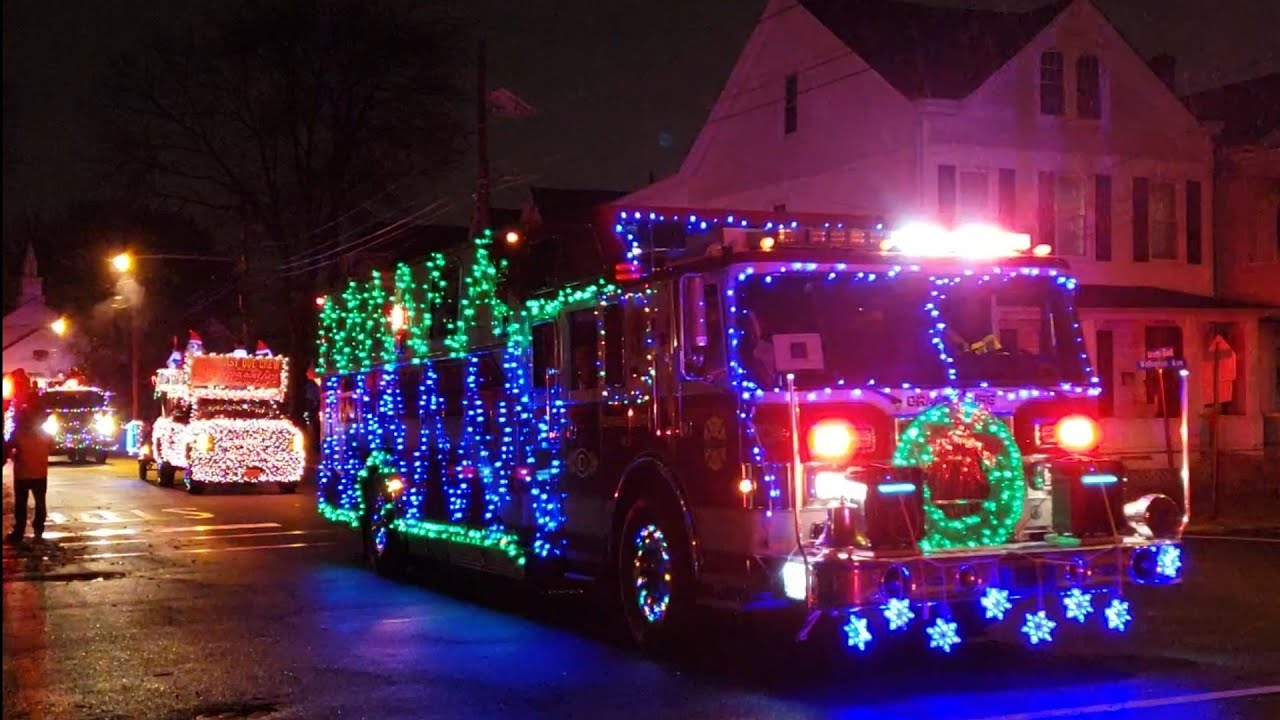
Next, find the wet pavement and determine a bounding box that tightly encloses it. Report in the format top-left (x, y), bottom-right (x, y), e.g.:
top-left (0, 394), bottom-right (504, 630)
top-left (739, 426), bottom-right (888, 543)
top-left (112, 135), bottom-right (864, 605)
top-left (4, 459), bottom-right (1279, 719)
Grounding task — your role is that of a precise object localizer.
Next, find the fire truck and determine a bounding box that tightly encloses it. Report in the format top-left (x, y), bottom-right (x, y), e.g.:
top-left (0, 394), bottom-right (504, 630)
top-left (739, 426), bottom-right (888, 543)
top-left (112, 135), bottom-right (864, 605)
top-left (139, 353), bottom-right (306, 494)
top-left (314, 210), bottom-right (1186, 654)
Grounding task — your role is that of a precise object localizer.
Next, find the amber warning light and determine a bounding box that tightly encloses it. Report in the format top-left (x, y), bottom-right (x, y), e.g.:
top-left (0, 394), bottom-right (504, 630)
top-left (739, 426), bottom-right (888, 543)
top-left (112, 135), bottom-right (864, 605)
top-left (808, 418), bottom-right (858, 463)
top-left (1054, 414), bottom-right (1101, 453)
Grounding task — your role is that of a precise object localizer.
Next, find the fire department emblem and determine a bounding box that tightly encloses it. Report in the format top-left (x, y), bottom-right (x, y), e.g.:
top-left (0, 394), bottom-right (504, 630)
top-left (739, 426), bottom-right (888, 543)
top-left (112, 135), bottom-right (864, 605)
top-left (570, 448), bottom-right (598, 478)
top-left (703, 416), bottom-right (727, 471)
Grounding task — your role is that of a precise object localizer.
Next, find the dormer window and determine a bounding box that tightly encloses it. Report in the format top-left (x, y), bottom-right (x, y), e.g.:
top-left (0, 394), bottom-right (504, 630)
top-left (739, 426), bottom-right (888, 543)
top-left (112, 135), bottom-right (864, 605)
top-left (1077, 55), bottom-right (1101, 118)
top-left (1040, 51), bottom-right (1065, 116)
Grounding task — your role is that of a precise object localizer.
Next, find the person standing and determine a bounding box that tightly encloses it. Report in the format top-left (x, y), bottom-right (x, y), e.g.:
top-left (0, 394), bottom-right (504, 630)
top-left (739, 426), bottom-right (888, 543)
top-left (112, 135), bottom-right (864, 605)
top-left (6, 403), bottom-right (52, 544)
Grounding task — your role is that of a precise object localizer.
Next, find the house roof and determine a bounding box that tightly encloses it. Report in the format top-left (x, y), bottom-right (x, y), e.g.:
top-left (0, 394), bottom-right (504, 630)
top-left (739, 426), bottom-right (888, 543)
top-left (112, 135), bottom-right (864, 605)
top-left (1182, 73), bottom-right (1280, 147)
top-left (1076, 285), bottom-right (1278, 311)
top-left (798, 0), bottom-right (1069, 100)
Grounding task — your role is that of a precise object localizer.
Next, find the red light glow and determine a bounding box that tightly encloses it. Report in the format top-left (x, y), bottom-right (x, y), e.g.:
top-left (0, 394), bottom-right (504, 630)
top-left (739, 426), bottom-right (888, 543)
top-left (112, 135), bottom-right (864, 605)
top-left (808, 419), bottom-right (858, 463)
top-left (1054, 415), bottom-right (1100, 452)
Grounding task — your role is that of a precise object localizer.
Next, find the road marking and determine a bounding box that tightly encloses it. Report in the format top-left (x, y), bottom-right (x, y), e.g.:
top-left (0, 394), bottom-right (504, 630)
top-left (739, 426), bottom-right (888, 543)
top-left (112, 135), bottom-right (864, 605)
top-left (80, 510), bottom-right (127, 523)
top-left (175, 541), bottom-right (334, 554)
top-left (184, 529), bottom-right (316, 541)
top-left (1185, 534), bottom-right (1280, 543)
top-left (46, 512), bottom-right (70, 525)
top-left (156, 523), bottom-right (281, 533)
top-left (76, 551), bottom-right (147, 560)
top-left (59, 539), bottom-right (148, 548)
top-left (162, 508), bottom-right (215, 520)
top-left (969, 685), bottom-right (1280, 720)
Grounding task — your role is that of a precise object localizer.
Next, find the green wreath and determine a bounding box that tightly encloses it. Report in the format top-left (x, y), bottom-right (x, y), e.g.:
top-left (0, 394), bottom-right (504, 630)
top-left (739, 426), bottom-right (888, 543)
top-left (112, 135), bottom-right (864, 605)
top-left (892, 400), bottom-right (1026, 551)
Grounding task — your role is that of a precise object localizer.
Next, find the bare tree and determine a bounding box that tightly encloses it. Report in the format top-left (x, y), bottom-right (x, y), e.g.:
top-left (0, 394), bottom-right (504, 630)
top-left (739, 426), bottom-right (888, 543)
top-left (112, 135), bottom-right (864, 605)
top-left (101, 0), bottom-right (465, 384)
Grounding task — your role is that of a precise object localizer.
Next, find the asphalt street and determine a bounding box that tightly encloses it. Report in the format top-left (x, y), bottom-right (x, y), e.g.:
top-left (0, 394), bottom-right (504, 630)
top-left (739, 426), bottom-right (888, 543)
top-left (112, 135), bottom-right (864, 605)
top-left (3, 458), bottom-right (1279, 720)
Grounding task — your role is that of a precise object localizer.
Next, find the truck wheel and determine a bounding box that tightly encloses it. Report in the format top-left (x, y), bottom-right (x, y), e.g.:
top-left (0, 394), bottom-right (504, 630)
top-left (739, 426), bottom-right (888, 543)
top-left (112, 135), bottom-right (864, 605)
top-left (158, 462), bottom-right (176, 488)
top-left (278, 482), bottom-right (299, 494)
top-left (185, 478), bottom-right (206, 495)
top-left (616, 495), bottom-right (695, 655)
top-left (138, 460), bottom-right (150, 481)
top-left (362, 481), bottom-right (406, 578)
top-left (68, 450), bottom-right (83, 464)
top-left (93, 450), bottom-right (108, 464)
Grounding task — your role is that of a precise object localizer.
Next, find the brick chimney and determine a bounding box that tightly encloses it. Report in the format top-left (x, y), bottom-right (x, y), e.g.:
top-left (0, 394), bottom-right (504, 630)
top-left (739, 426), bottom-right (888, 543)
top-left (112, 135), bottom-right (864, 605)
top-left (1149, 53), bottom-right (1176, 92)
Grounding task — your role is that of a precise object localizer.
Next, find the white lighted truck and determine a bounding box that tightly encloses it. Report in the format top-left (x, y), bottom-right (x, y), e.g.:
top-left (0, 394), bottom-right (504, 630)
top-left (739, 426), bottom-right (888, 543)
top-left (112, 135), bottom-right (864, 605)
top-left (139, 354), bottom-right (305, 494)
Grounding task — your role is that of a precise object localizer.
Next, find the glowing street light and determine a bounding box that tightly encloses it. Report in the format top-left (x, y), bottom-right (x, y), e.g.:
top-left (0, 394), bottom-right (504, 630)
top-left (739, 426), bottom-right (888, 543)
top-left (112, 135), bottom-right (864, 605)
top-left (504, 230), bottom-right (521, 245)
top-left (50, 317), bottom-right (69, 336)
top-left (111, 252), bottom-right (133, 273)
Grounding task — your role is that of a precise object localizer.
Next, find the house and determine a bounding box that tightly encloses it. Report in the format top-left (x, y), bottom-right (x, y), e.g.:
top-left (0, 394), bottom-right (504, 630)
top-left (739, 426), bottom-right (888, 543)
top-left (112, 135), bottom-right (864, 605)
top-left (2, 244), bottom-right (78, 383)
top-left (1183, 73), bottom-right (1280, 451)
top-left (619, 0), bottom-right (1277, 478)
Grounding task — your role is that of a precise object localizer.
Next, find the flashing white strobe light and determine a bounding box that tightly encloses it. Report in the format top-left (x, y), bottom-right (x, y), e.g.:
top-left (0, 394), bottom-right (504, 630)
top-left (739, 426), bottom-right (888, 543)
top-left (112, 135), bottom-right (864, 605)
top-left (882, 222), bottom-right (1033, 259)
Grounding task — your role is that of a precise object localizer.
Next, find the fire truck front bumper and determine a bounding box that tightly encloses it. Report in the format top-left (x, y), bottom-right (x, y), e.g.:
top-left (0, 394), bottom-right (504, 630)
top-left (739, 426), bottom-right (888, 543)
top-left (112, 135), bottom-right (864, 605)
top-left (779, 538), bottom-right (1182, 615)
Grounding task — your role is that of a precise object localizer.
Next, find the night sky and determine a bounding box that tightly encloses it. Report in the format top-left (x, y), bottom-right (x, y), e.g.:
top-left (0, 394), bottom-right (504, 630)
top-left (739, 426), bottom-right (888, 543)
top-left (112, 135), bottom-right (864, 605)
top-left (4, 0), bottom-right (1278, 229)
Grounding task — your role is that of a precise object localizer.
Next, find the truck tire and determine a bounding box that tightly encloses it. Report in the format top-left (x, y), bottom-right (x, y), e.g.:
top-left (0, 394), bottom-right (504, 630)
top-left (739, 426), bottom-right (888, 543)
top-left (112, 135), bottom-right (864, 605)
top-left (138, 460), bottom-right (150, 481)
top-left (93, 450), bottom-right (108, 464)
top-left (616, 494), bottom-right (696, 655)
top-left (185, 478), bottom-right (206, 495)
top-left (361, 478), bottom-right (407, 579)
top-left (158, 462), bottom-right (176, 488)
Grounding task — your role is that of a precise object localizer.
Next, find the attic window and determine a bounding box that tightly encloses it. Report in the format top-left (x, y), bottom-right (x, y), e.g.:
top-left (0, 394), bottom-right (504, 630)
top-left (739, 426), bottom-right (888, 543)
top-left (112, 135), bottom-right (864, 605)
top-left (1077, 55), bottom-right (1101, 118)
top-left (1040, 51), bottom-right (1065, 116)
top-left (784, 73), bottom-right (798, 134)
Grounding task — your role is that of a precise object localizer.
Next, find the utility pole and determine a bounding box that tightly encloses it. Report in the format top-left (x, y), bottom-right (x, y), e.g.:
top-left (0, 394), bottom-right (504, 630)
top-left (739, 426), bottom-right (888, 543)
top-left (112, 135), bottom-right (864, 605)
top-left (470, 37), bottom-right (490, 239)
top-left (130, 303), bottom-right (140, 420)
top-left (239, 212), bottom-right (250, 345)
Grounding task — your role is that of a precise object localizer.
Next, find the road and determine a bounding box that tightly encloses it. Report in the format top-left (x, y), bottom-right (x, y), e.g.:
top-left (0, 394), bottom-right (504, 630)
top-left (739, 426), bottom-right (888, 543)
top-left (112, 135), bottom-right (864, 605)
top-left (4, 459), bottom-right (1279, 720)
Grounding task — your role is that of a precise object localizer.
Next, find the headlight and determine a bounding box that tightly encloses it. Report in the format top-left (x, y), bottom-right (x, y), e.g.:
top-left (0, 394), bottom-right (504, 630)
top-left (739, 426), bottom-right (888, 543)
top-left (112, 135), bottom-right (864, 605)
top-left (195, 433), bottom-right (214, 452)
top-left (94, 413), bottom-right (117, 437)
top-left (291, 431), bottom-right (305, 455)
top-left (42, 414), bottom-right (60, 436)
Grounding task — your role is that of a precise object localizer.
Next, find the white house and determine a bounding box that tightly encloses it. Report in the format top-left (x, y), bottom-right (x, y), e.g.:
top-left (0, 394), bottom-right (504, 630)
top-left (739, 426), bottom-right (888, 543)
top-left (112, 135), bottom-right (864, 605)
top-left (3, 244), bottom-right (78, 384)
top-left (621, 0), bottom-right (1276, 474)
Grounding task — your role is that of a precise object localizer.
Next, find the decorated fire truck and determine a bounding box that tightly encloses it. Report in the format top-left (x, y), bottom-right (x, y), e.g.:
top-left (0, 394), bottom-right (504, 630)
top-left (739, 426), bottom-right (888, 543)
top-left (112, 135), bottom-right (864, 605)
top-left (315, 209), bottom-right (1186, 654)
top-left (3, 375), bottom-right (118, 463)
top-left (139, 347), bottom-right (305, 494)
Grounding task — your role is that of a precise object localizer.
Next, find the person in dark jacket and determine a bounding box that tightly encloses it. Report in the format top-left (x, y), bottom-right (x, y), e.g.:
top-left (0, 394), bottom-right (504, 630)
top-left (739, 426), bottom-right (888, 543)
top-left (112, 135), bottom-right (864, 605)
top-left (6, 402), bottom-right (53, 544)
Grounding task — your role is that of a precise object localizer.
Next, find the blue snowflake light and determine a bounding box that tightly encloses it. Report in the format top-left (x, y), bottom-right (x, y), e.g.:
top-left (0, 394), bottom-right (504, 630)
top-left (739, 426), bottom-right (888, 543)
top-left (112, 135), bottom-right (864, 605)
top-left (1156, 544), bottom-right (1182, 579)
top-left (980, 587), bottom-right (1012, 620)
top-left (926, 617), bottom-right (961, 653)
top-left (883, 598), bottom-right (915, 631)
top-left (1105, 598), bottom-right (1132, 632)
top-left (1062, 588), bottom-right (1094, 622)
top-left (843, 613), bottom-right (873, 651)
top-left (1021, 610), bottom-right (1057, 645)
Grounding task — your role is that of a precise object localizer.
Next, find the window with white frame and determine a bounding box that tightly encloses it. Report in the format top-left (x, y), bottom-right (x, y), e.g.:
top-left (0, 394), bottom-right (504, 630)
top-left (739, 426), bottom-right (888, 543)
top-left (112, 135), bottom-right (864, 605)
top-left (1149, 181), bottom-right (1177, 259)
top-left (1054, 176), bottom-right (1086, 256)
top-left (1040, 51), bottom-right (1065, 116)
top-left (958, 170), bottom-right (990, 220)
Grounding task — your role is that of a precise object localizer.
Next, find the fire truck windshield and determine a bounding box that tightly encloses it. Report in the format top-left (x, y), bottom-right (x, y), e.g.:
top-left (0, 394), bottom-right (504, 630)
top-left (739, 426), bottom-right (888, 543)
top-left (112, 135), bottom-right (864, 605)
top-left (41, 390), bottom-right (107, 410)
top-left (733, 271), bottom-right (1090, 389)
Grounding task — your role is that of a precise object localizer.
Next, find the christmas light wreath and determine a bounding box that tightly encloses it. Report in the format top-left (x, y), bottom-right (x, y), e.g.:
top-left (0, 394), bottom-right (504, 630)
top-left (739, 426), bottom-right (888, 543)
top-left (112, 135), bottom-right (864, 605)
top-left (892, 400), bottom-right (1026, 551)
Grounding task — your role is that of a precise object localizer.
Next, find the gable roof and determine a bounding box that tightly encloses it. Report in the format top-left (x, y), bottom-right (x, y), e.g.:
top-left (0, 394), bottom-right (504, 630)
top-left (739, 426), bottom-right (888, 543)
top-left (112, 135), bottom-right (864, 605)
top-left (798, 0), bottom-right (1069, 100)
top-left (1182, 73), bottom-right (1280, 147)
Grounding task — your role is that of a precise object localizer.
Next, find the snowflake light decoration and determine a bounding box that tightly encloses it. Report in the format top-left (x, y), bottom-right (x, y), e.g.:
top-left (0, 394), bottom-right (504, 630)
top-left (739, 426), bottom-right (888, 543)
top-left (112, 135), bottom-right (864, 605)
top-left (883, 598), bottom-right (915, 631)
top-left (980, 587), bottom-right (1012, 620)
top-left (1021, 610), bottom-right (1057, 645)
top-left (843, 613), bottom-right (873, 651)
top-left (1156, 544), bottom-right (1182, 578)
top-left (1062, 588), bottom-right (1094, 622)
top-left (1104, 598), bottom-right (1132, 632)
top-left (926, 616), bottom-right (961, 653)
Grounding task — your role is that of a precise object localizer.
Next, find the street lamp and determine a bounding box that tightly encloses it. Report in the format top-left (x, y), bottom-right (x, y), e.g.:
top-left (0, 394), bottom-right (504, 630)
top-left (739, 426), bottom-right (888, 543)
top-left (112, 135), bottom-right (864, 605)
top-left (111, 252), bottom-right (133, 273)
top-left (50, 316), bottom-right (69, 336)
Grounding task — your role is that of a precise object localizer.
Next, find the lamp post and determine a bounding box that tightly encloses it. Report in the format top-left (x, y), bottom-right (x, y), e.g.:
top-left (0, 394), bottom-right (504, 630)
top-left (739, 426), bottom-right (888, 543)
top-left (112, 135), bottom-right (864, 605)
top-left (110, 251), bottom-right (245, 420)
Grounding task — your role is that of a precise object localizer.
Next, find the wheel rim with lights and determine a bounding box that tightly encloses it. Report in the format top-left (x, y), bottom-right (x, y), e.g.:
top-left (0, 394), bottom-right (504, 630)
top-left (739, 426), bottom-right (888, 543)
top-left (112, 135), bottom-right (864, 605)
top-left (632, 524), bottom-right (673, 624)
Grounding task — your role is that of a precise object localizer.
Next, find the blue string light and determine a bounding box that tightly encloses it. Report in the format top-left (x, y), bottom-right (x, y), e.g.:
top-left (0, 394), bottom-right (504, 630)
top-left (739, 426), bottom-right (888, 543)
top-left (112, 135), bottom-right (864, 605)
top-left (1021, 610), bottom-right (1057, 645)
top-left (843, 613), bottom-right (873, 651)
top-left (1062, 588), bottom-right (1094, 622)
top-left (883, 597), bottom-right (915, 631)
top-left (980, 587), bottom-right (1013, 620)
top-left (1104, 598), bottom-right (1132, 632)
top-left (926, 616), bottom-right (962, 653)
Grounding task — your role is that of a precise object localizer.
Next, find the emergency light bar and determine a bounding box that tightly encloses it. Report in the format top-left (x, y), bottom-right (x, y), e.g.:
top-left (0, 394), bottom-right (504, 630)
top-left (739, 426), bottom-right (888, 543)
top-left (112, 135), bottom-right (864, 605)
top-left (881, 222), bottom-right (1042, 259)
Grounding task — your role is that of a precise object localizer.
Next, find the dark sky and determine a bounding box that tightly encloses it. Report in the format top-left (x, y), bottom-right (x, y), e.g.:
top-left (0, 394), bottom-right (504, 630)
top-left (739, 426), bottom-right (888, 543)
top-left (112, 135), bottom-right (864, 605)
top-left (3, 0), bottom-right (1277, 228)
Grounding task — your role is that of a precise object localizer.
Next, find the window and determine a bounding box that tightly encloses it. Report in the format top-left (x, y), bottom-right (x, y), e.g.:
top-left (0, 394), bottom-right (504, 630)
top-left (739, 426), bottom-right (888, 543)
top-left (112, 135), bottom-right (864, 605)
top-left (603, 304), bottom-right (624, 386)
top-left (531, 322), bottom-right (556, 389)
top-left (959, 170), bottom-right (989, 220)
top-left (1095, 329), bottom-right (1114, 417)
top-left (1038, 171), bottom-right (1055, 248)
top-left (567, 309), bottom-right (598, 391)
top-left (1186, 180), bottom-right (1202, 264)
top-left (938, 165), bottom-right (957, 225)
top-left (1133, 177), bottom-right (1150, 261)
top-left (1040, 51), bottom-right (1065, 116)
top-left (1095, 175), bottom-right (1112, 261)
top-left (1149, 182), bottom-right (1177, 259)
top-left (680, 275), bottom-right (723, 380)
top-left (1143, 326), bottom-right (1183, 418)
top-left (1076, 55), bottom-right (1101, 118)
top-left (784, 73), bottom-right (797, 135)
top-left (1055, 176), bottom-right (1086, 256)
top-left (998, 169), bottom-right (1017, 227)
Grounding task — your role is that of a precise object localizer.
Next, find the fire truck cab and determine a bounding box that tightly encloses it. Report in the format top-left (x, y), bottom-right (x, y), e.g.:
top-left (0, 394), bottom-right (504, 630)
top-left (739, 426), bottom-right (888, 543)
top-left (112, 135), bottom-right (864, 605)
top-left (316, 210), bottom-right (1186, 654)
